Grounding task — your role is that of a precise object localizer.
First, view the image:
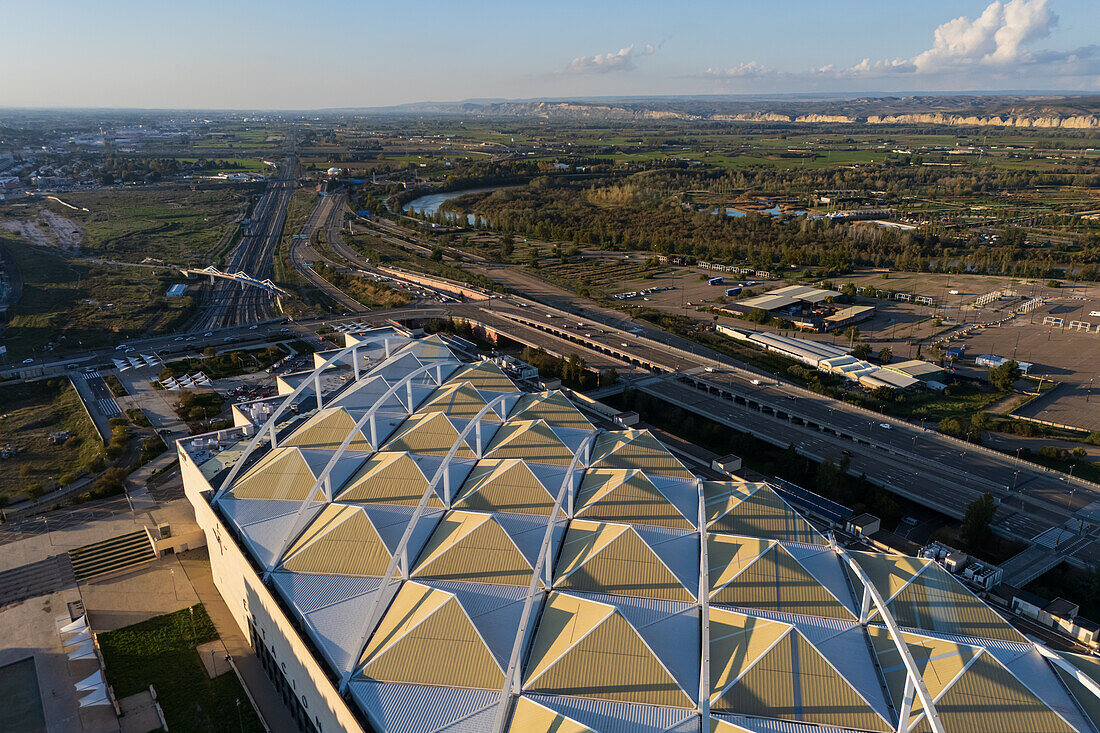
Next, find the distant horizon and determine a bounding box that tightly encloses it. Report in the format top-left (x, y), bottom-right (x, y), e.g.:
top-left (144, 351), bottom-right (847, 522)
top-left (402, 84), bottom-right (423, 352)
top-left (1, 89), bottom-right (1098, 115)
top-left (2, 0), bottom-right (1097, 109)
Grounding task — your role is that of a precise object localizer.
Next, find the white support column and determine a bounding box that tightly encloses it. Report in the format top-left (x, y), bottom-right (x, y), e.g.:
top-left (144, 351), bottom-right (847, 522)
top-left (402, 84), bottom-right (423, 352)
top-left (269, 421), bottom-right (278, 449)
top-left (861, 585), bottom-right (873, 625)
top-left (368, 414), bottom-right (378, 450)
top-left (313, 371), bottom-right (323, 411)
top-left (697, 479), bottom-right (711, 724)
top-left (475, 421), bottom-right (483, 459)
top-left (353, 345), bottom-right (361, 382)
top-left (897, 674), bottom-right (916, 733)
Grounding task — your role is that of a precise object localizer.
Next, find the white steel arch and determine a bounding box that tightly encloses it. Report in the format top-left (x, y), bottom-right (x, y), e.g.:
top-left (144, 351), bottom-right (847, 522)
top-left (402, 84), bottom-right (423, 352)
top-left (211, 334), bottom-right (429, 507)
top-left (490, 431), bottom-right (598, 732)
top-left (258, 360), bottom-right (453, 581)
top-left (832, 539), bottom-right (946, 733)
top-left (338, 390), bottom-right (519, 692)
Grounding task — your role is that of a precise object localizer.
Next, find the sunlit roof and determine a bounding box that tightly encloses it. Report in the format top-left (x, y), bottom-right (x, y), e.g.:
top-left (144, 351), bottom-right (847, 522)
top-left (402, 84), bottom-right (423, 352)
top-left (204, 336), bottom-right (1093, 733)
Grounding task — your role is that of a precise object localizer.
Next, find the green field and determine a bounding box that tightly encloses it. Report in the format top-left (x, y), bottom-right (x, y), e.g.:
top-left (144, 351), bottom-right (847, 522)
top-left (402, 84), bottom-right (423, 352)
top-left (98, 605), bottom-right (264, 733)
top-left (0, 378), bottom-right (103, 502)
top-left (0, 234), bottom-right (196, 357)
top-left (55, 185), bottom-right (246, 265)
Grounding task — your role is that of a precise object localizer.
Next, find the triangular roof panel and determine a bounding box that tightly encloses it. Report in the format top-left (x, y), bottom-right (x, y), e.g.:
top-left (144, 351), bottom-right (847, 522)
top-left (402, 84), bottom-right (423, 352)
top-left (590, 430), bottom-right (694, 479)
top-left (511, 391), bottom-right (595, 433)
top-left (887, 562), bottom-right (1025, 643)
top-left (711, 610), bottom-right (891, 731)
top-left (447, 361), bottom-right (518, 394)
top-left (229, 447), bottom-right (322, 501)
top-left (280, 504), bottom-right (394, 576)
top-left (523, 592), bottom-right (694, 708)
top-left (282, 406), bottom-right (377, 452)
top-left (704, 482), bottom-right (825, 545)
top-left (382, 411), bottom-right (483, 459)
top-left (420, 381), bottom-right (505, 422)
top-left (358, 581), bottom-right (505, 689)
top-left (576, 469), bottom-right (696, 530)
top-left (411, 510), bottom-right (535, 586)
top-left (555, 520), bottom-right (696, 603)
top-left (486, 419), bottom-right (578, 465)
top-left (508, 697), bottom-right (597, 733)
top-left (453, 459), bottom-right (572, 516)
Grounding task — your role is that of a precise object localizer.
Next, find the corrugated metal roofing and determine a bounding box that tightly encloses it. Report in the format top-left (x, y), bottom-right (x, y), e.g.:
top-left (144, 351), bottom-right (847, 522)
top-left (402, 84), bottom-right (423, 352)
top-left (411, 511), bottom-right (537, 586)
top-left (886, 562), bottom-right (1025, 643)
top-left (576, 470), bottom-right (696, 530)
top-left (524, 591), bottom-right (694, 708)
top-left (206, 337), bottom-right (1084, 733)
top-left (282, 407), bottom-right (377, 452)
top-left (486, 420), bottom-right (577, 465)
top-left (281, 504), bottom-right (394, 576)
top-left (359, 581), bottom-right (507, 689)
top-left (508, 696), bottom-right (596, 732)
top-left (704, 483), bottom-right (825, 545)
top-left (555, 520), bottom-right (696, 603)
top-left (452, 459), bottom-right (569, 515)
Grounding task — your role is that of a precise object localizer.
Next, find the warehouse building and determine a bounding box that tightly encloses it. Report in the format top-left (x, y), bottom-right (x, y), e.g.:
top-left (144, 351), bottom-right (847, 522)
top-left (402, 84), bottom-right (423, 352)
top-left (179, 331), bottom-right (1099, 733)
top-left (729, 285), bottom-right (875, 333)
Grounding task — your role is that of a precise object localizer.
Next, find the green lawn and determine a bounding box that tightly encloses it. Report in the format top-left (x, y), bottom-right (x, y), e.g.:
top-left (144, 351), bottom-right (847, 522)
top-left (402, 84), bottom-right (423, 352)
top-left (98, 605), bottom-right (264, 733)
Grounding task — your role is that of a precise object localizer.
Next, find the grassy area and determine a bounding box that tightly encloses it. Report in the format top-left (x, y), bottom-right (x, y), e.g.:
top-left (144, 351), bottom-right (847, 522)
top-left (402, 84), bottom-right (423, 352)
top-left (882, 383), bottom-right (1003, 423)
top-left (0, 234), bottom-right (196, 358)
top-left (98, 605), bottom-right (264, 733)
top-left (51, 184), bottom-right (247, 266)
top-left (0, 378), bottom-right (103, 502)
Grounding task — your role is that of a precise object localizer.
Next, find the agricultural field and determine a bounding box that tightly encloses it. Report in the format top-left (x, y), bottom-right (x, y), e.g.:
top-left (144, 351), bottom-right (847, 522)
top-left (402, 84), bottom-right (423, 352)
top-left (0, 378), bottom-right (102, 502)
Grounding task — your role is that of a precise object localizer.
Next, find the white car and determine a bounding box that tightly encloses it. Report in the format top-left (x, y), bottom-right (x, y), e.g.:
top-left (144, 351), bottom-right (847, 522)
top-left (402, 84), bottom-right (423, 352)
top-left (750, 379), bottom-right (761, 385)
top-left (249, 325), bottom-right (259, 330)
top-left (879, 423), bottom-right (891, 429)
top-left (173, 336), bottom-right (184, 341)
top-left (22, 358), bottom-right (33, 364)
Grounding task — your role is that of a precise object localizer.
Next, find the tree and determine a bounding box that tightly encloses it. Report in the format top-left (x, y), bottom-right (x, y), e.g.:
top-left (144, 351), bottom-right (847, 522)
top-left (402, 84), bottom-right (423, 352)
top-left (961, 493), bottom-right (996, 549)
top-left (878, 347), bottom-right (893, 364)
top-left (989, 359), bottom-right (1021, 392)
top-left (840, 283), bottom-right (857, 297)
top-left (852, 343), bottom-right (871, 359)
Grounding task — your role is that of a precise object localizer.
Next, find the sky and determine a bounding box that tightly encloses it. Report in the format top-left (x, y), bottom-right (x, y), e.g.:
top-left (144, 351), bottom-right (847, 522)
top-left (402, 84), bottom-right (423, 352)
top-left (1, 0), bottom-right (1097, 109)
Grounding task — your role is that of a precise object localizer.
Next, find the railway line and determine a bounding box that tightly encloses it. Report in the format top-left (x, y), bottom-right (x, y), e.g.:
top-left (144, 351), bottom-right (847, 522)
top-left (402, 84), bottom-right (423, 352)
top-left (189, 143), bottom-right (299, 331)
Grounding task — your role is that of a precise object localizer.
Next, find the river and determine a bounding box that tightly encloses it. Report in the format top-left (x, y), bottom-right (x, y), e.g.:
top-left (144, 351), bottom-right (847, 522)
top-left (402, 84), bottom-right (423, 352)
top-left (402, 186), bottom-right (507, 218)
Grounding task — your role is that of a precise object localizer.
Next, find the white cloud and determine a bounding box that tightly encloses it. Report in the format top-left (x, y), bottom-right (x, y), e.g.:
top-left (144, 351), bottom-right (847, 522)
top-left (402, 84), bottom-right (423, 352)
top-left (914, 0), bottom-right (1056, 70)
top-left (699, 0), bottom-right (1097, 88)
top-left (702, 61), bottom-right (777, 79)
top-left (566, 43), bottom-right (655, 74)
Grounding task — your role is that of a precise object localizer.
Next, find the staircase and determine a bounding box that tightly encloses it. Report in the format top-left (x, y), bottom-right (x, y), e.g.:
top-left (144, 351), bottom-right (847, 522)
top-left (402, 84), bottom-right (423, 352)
top-left (68, 530), bottom-right (157, 582)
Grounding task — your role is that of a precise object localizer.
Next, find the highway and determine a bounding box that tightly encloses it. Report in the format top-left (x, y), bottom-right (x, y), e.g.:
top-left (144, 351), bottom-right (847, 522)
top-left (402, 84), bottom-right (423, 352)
top-left (287, 191), bottom-right (365, 313)
top-left (190, 146), bottom-right (299, 331)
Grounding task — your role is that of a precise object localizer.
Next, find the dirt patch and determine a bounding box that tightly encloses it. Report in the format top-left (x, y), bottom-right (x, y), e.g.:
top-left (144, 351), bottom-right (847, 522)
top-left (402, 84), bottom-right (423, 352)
top-left (0, 210), bottom-right (83, 250)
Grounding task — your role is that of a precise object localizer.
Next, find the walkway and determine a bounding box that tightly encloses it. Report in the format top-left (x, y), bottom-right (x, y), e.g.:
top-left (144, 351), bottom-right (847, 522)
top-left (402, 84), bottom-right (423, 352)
top-left (179, 548), bottom-right (300, 733)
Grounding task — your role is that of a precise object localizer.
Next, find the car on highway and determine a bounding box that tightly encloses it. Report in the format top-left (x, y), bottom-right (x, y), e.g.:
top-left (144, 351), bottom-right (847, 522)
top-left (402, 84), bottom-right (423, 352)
top-left (204, 331), bottom-right (214, 337)
top-left (186, 336), bottom-right (197, 341)
top-left (841, 449), bottom-right (853, 457)
top-left (249, 325), bottom-right (259, 330)
top-left (173, 336), bottom-right (184, 341)
top-left (22, 358), bottom-right (33, 364)
top-left (879, 422), bottom-right (891, 429)
top-left (750, 379), bottom-right (761, 385)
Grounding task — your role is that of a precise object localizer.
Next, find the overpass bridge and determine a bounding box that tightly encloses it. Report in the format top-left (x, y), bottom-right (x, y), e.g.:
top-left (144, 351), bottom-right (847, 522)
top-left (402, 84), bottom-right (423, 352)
top-left (180, 266), bottom-right (290, 297)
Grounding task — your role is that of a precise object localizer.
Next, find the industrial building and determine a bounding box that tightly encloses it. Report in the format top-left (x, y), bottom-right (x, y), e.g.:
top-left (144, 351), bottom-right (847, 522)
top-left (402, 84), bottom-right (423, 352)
top-left (179, 331), bottom-right (1100, 733)
top-left (715, 327), bottom-right (922, 390)
top-left (729, 285), bottom-right (875, 332)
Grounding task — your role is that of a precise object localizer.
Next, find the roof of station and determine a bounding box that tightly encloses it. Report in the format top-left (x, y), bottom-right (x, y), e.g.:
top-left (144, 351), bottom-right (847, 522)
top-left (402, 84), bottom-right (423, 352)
top-left (207, 332), bottom-right (1096, 733)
